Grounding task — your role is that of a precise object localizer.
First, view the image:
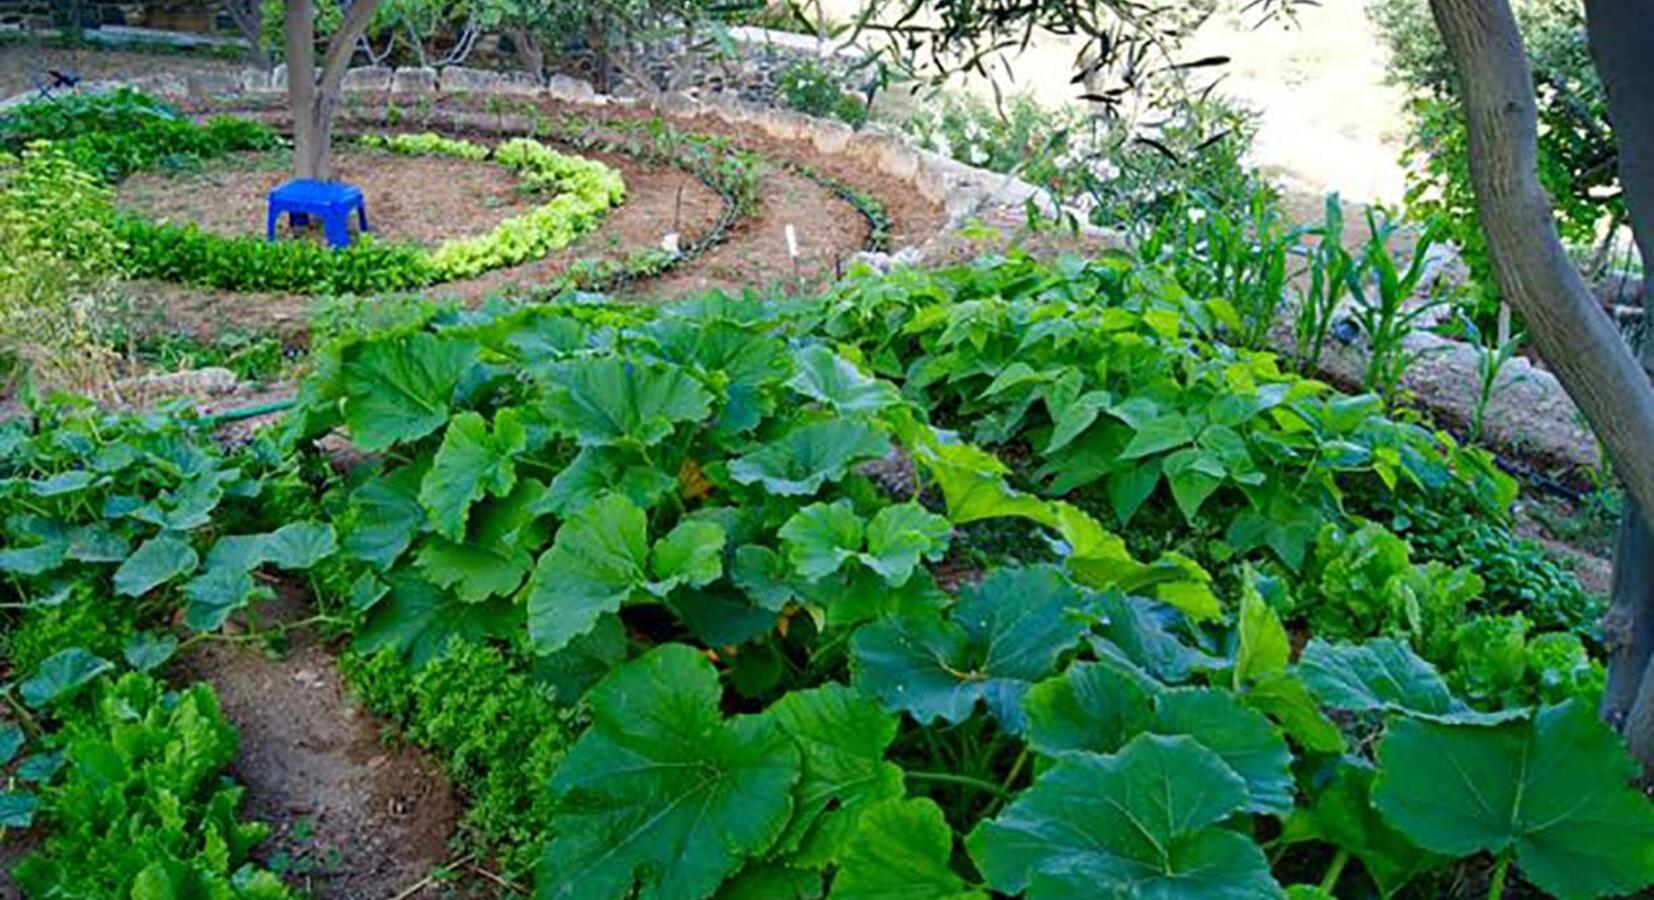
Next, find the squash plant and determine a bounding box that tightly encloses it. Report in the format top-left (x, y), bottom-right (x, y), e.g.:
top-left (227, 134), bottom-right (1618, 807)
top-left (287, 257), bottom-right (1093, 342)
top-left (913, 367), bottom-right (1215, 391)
top-left (278, 263), bottom-right (1654, 898)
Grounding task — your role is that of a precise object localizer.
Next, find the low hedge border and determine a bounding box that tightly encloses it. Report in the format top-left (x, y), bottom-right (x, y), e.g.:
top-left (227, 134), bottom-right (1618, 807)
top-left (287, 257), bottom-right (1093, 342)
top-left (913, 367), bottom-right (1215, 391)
top-left (119, 131), bottom-right (624, 295)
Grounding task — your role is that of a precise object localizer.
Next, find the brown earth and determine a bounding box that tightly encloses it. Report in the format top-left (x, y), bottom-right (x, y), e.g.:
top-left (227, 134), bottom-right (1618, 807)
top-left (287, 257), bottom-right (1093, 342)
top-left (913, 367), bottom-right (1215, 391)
top-left (118, 149), bottom-right (540, 248)
top-left (172, 588), bottom-right (461, 899)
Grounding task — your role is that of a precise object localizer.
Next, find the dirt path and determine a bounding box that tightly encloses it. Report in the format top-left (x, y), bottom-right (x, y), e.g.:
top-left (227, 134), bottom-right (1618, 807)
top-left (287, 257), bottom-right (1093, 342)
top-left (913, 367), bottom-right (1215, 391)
top-left (173, 590), bottom-right (460, 899)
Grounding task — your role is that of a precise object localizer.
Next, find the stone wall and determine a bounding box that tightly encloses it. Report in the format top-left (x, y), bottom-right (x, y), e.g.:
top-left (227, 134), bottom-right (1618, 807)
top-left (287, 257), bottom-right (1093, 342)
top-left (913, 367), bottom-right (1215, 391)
top-left (0, 1), bottom-right (225, 32)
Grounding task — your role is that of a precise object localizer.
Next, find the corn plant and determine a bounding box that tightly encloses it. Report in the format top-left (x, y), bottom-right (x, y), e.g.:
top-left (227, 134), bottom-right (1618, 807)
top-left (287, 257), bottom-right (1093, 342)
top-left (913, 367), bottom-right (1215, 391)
top-left (1349, 209), bottom-right (1448, 402)
top-left (1293, 194), bottom-right (1362, 374)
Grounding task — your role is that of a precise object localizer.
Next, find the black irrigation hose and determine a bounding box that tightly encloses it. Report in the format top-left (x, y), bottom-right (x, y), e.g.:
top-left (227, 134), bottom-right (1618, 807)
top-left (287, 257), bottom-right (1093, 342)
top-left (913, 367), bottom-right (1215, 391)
top-left (789, 163), bottom-right (892, 254)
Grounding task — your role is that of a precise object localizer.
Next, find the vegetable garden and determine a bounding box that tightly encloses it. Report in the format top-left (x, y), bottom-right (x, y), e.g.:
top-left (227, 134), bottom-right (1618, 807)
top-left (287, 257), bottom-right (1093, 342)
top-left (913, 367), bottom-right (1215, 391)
top-left (3, 14), bottom-right (1654, 900)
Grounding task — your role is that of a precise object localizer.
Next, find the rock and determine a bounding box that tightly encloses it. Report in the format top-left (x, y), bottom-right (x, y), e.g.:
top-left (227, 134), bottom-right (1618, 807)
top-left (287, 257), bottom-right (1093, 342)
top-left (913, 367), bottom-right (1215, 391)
top-left (438, 66), bottom-right (501, 94)
top-left (113, 367), bottom-right (240, 404)
top-left (185, 70), bottom-right (244, 101)
top-left (270, 63), bottom-right (288, 92)
top-left (545, 74), bottom-right (597, 103)
top-left (808, 118), bottom-right (854, 155)
top-left (342, 65), bottom-right (393, 93)
top-left (391, 66), bottom-right (437, 96)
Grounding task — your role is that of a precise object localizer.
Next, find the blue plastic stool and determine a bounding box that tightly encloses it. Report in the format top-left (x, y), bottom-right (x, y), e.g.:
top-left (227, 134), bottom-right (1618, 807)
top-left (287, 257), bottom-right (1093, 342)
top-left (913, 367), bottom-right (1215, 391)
top-left (267, 179), bottom-right (369, 249)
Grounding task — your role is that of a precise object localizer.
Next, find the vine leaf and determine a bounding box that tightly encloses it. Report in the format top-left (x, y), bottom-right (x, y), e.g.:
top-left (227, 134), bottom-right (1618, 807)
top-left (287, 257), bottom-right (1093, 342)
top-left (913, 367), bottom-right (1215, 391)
top-left (415, 480), bottom-right (546, 603)
top-left (780, 501), bottom-right (951, 587)
top-left (1282, 761), bottom-right (1442, 898)
top-left (969, 734), bottom-right (1282, 899)
top-left (527, 494), bottom-right (648, 655)
top-left (527, 495), bottom-right (727, 654)
top-left (850, 565), bottom-right (1088, 734)
top-left (1373, 699), bottom-right (1654, 900)
top-left (541, 645), bottom-right (802, 900)
top-left (352, 572), bottom-right (519, 669)
top-left (113, 533), bottom-right (199, 597)
top-left (762, 683), bottom-right (904, 865)
top-left (829, 797), bottom-right (986, 900)
top-left (20, 648), bottom-right (113, 709)
top-left (341, 464), bottom-right (427, 569)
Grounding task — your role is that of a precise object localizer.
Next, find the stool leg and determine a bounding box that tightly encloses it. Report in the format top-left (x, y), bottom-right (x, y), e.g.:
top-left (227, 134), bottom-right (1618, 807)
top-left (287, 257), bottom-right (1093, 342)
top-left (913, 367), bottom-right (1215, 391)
top-left (357, 201), bottom-right (370, 234)
top-left (324, 213), bottom-right (350, 249)
top-left (267, 206), bottom-right (278, 241)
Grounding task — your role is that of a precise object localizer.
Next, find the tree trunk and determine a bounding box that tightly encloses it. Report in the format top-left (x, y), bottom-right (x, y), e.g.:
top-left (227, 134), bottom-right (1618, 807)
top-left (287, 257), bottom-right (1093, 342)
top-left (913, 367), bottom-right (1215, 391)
top-left (509, 27), bottom-right (546, 84)
top-left (1584, 0), bottom-right (1654, 764)
top-left (1428, 0), bottom-right (1654, 767)
top-left (284, 0), bottom-right (381, 181)
top-left (223, 0), bottom-right (270, 70)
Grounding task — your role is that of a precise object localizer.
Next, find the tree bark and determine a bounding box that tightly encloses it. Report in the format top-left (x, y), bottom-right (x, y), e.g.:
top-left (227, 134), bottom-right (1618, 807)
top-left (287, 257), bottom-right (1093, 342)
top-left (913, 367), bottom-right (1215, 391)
top-left (1584, 0), bottom-right (1654, 764)
top-left (285, 0), bottom-right (381, 181)
top-left (1428, 0), bottom-right (1654, 767)
top-left (223, 0), bottom-right (271, 70)
top-left (509, 28), bottom-right (547, 84)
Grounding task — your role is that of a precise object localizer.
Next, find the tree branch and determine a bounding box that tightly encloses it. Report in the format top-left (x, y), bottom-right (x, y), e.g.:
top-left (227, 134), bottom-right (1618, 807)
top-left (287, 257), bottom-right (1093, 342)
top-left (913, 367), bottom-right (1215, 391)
top-left (320, 0), bottom-right (381, 91)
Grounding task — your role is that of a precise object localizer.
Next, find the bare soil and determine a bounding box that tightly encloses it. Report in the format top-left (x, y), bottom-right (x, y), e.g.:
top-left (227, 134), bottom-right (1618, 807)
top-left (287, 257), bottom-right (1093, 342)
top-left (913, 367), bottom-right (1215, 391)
top-left (118, 150), bottom-right (539, 248)
top-left (436, 147), bottom-right (725, 303)
top-left (638, 162), bottom-right (868, 299)
top-left (172, 588), bottom-right (460, 899)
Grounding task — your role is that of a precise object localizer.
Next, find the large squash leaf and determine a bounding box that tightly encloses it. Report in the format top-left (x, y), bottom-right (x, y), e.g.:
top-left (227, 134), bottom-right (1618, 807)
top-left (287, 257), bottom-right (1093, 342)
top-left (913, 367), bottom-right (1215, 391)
top-left (829, 798), bottom-right (985, 900)
top-left (850, 565), bottom-right (1087, 734)
top-left (727, 420), bottom-right (891, 497)
top-left (762, 683), bottom-right (903, 864)
top-left (786, 346), bottom-right (899, 415)
top-left (540, 645), bottom-right (801, 900)
top-left (1281, 761), bottom-right (1442, 898)
top-left (1299, 638), bottom-right (1521, 725)
top-left (352, 572), bottom-right (518, 668)
top-left (1372, 700), bottom-right (1654, 900)
top-left (526, 494), bottom-right (726, 653)
top-left (778, 501), bottom-right (950, 588)
top-left (969, 734), bottom-right (1282, 899)
top-left (113, 533), bottom-right (198, 597)
top-left (417, 409), bottom-right (527, 541)
top-left (341, 333), bottom-right (477, 451)
top-left (541, 356), bottom-right (712, 449)
top-left (1024, 663), bottom-right (1294, 815)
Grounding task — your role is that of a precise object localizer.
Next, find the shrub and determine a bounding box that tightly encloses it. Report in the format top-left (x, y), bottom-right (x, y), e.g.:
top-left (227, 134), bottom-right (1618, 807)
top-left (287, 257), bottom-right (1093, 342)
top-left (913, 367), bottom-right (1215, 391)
top-left (0, 144), bottom-right (126, 391)
top-left (1369, 0), bottom-right (1617, 336)
top-left (899, 89), bottom-right (1264, 231)
top-left (777, 58), bottom-right (868, 126)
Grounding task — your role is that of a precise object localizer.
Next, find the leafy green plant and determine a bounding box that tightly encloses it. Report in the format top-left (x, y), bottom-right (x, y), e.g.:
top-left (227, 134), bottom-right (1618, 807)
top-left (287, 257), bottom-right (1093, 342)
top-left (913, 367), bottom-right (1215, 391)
top-left (344, 640), bottom-right (577, 879)
top-left (2, 94), bottom-right (627, 295)
top-left (263, 250), bottom-right (1649, 899)
top-left (12, 672), bottom-right (291, 898)
top-left (0, 143), bottom-right (127, 390)
top-left (777, 58), bottom-right (867, 127)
